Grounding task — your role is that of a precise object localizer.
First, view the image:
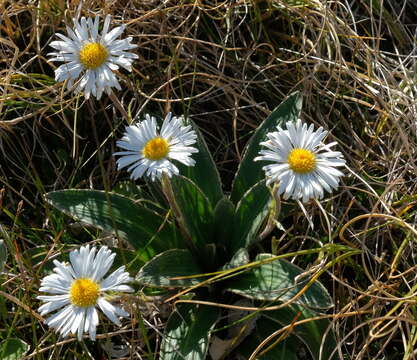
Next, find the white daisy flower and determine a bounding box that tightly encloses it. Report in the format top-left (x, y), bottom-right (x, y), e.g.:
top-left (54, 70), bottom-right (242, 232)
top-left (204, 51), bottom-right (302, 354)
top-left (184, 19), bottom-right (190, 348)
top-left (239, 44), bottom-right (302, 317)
top-left (48, 15), bottom-right (138, 99)
top-left (37, 245), bottom-right (133, 341)
top-left (254, 119), bottom-right (345, 203)
top-left (114, 112), bottom-right (199, 181)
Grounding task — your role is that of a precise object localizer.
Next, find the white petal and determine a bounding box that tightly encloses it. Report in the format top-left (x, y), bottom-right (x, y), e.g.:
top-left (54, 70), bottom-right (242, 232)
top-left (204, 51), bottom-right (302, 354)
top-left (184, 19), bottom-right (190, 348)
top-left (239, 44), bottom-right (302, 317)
top-left (102, 15), bottom-right (112, 37)
top-left (97, 298), bottom-right (121, 325)
top-left (38, 297), bottom-right (70, 315)
top-left (116, 154), bottom-right (142, 170)
top-left (92, 248), bottom-right (115, 281)
top-left (114, 114), bottom-right (197, 180)
top-left (256, 119), bottom-right (345, 201)
top-left (48, 15), bottom-right (137, 99)
top-left (87, 306), bottom-right (99, 341)
top-left (103, 25), bottom-right (126, 44)
top-left (70, 307), bottom-right (86, 336)
top-left (45, 304), bottom-right (73, 328)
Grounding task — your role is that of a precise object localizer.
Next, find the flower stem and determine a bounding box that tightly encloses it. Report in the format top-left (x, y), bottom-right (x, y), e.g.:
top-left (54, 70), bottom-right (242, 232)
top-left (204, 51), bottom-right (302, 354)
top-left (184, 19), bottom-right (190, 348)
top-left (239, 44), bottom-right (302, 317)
top-left (109, 92), bottom-right (130, 123)
top-left (160, 174), bottom-right (200, 258)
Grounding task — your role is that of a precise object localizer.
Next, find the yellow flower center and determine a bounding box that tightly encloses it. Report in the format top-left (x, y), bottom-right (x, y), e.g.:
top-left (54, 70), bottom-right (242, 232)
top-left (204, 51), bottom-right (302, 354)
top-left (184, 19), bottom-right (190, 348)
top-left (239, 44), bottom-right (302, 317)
top-left (79, 42), bottom-right (108, 69)
top-left (69, 278), bottom-right (100, 307)
top-left (287, 148), bottom-right (316, 174)
top-left (142, 137), bottom-right (170, 160)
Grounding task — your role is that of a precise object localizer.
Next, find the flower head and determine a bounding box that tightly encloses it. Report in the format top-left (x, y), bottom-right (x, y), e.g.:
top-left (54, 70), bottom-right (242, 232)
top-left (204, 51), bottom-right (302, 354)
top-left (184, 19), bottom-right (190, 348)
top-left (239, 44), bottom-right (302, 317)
top-left (114, 113), bottom-right (198, 181)
top-left (255, 119), bottom-right (345, 203)
top-left (37, 245), bottom-right (133, 341)
top-left (48, 15), bottom-right (138, 99)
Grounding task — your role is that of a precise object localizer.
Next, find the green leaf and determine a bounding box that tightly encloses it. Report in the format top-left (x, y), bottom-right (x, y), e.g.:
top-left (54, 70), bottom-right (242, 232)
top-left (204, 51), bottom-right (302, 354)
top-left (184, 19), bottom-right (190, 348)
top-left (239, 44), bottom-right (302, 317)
top-left (231, 180), bottom-right (272, 253)
top-left (136, 249), bottom-right (204, 288)
top-left (161, 304), bottom-right (220, 360)
top-left (178, 121), bottom-right (223, 206)
top-left (170, 176), bottom-right (214, 250)
top-left (263, 304), bottom-right (337, 360)
top-left (222, 248), bottom-right (249, 270)
top-left (112, 181), bottom-right (147, 200)
top-left (146, 178), bottom-right (170, 209)
top-left (113, 180), bottom-right (167, 214)
top-left (111, 247), bottom-right (145, 274)
top-left (237, 318), bottom-right (300, 360)
top-left (226, 253), bottom-right (333, 309)
top-left (0, 240), bottom-right (7, 273)
top-left (45, 190), bottom-right (177, 260)
top-left (0, 338), bottom-right (29, 360)
top-left (213, 197), bottom-right (235, 249)
top-left (230, 92), bottom-right (302, 203)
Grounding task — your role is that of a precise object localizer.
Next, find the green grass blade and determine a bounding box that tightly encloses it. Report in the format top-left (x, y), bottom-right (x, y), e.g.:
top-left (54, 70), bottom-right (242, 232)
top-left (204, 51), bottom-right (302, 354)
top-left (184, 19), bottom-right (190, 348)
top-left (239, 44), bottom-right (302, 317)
top-left (0, 240), bottom-right (7, 273)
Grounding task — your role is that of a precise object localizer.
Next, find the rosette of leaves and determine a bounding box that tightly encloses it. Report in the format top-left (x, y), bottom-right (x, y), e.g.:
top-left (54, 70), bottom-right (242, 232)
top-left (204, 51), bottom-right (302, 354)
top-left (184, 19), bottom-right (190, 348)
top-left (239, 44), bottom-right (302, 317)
top-left (46, 93), bottom-right (350, 359)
